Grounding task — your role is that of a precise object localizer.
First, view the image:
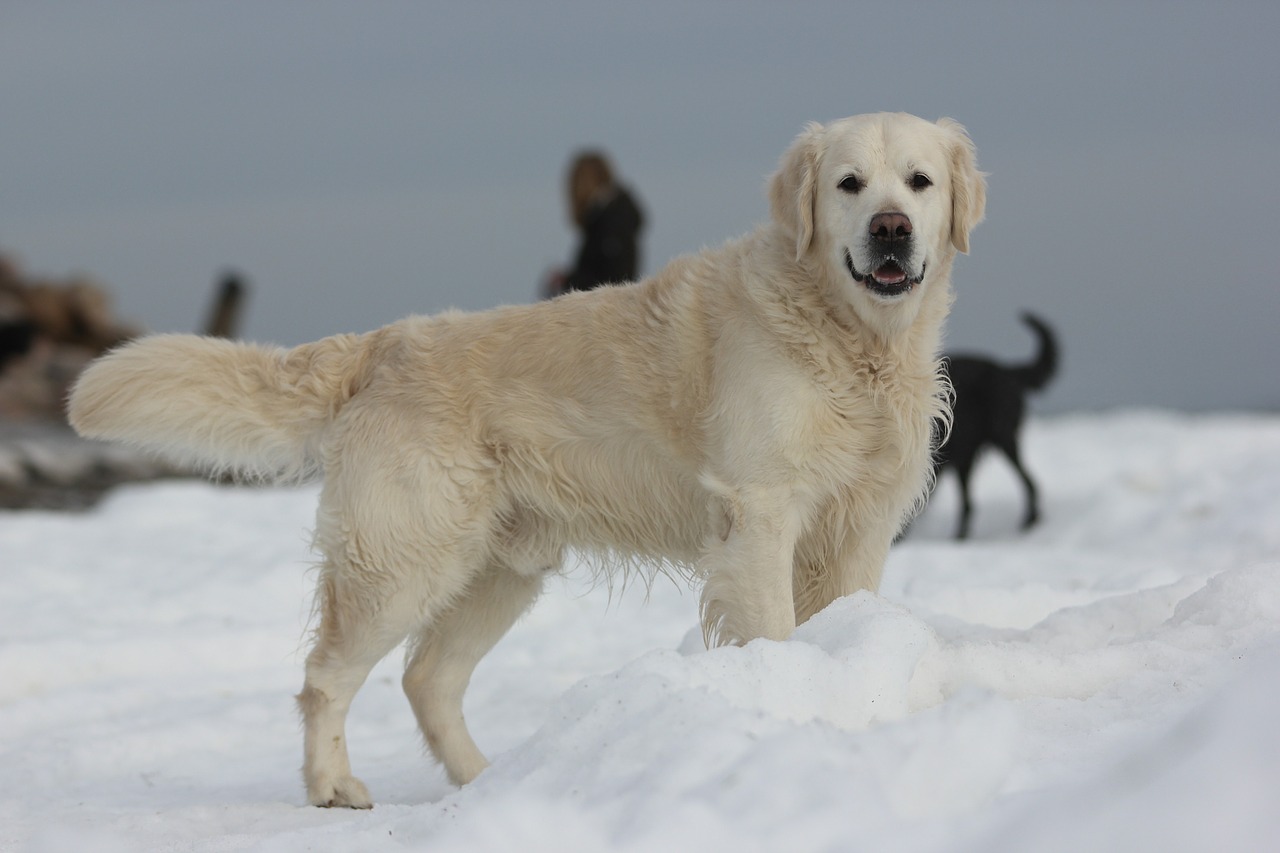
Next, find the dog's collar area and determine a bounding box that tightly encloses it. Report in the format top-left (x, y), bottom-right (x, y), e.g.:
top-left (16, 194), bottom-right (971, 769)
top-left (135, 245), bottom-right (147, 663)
top-left (843, 249), bottom-right (924, 299)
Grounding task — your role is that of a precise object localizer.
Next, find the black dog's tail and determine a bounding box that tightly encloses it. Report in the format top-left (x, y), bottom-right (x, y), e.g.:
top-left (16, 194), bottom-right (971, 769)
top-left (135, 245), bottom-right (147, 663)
top-left (1008, 312), bottom-right (1058, 391)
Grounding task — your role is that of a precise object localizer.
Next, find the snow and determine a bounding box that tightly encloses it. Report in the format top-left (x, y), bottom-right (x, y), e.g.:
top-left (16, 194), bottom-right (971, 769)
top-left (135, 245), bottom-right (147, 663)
top-left (3, 410), bottom-right (1279, 852)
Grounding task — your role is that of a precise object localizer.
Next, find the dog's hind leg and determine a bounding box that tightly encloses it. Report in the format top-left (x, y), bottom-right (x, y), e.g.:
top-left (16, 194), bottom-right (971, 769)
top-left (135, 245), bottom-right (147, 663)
top-left (298, 469), bottom-right (491, 807)
top-left (402, 565), bottom-right (544, 786)
top-left (298, 565), bottom-right (422, 808)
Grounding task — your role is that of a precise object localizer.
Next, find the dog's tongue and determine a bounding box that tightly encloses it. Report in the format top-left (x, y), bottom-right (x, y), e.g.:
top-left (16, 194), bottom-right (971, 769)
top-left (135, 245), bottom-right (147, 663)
top-left (873, 263), bottom-right (907, 285)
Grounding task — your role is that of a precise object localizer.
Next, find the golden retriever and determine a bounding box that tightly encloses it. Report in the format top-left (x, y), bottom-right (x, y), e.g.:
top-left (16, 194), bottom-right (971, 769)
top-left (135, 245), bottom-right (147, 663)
top-left (69, 112), bottom-right (986, 807)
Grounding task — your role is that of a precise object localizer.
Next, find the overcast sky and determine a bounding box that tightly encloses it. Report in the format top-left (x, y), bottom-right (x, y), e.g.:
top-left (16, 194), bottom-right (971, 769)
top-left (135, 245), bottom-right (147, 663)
top-left (2, 1), bottom-right (1277, 412)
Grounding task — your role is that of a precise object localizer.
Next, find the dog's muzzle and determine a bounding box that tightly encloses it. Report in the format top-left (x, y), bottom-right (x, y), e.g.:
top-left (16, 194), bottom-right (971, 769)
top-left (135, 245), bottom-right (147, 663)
top-left (844, 249), bottom-right (925, 299)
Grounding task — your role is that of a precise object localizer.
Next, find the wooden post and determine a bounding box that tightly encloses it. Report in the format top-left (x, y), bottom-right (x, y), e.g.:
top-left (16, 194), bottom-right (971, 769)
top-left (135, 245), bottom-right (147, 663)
top-left (203, 272), bottom-right (248, 338)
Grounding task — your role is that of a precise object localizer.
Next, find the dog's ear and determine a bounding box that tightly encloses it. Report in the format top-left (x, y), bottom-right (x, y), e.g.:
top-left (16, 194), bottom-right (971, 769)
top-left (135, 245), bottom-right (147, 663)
top-left (937, 118), bottom-right (987, 254)
top-left (769, 122), bottom-right (823, 262)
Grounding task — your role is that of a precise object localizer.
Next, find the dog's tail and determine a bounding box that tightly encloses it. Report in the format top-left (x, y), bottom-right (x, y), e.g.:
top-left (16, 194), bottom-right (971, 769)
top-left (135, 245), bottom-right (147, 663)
top-left (68, 332), bottom-right (373, 479)
top-left (1008, 312), bottom-right (1058, 392)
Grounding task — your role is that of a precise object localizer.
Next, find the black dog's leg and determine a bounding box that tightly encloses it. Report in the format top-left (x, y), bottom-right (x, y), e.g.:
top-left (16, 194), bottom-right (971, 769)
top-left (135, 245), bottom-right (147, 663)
top-left (1014, 460), bottom-right (1040, 530)
top-left (997, 439), bottom-right (1039, 530)
top-left (952, 459), bottom-right (976, 540)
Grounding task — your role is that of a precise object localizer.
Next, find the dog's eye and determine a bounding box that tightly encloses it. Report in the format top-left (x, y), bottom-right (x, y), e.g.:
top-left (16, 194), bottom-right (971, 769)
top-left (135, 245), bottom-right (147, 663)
top-left (838, 175), bottom-right (863, 194)
top-left (910, 173), bottom-right (933, 190)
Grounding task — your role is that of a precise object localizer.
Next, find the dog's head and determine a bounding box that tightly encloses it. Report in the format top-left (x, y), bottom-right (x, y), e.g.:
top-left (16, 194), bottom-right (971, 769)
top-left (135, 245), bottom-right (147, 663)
top-left (769, 113), bottom-right (986, 334)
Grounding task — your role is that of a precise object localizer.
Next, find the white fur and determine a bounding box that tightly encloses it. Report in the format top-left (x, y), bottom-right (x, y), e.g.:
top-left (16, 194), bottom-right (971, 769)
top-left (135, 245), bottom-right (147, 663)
top-left (68, 112), bottom-right (985, 807)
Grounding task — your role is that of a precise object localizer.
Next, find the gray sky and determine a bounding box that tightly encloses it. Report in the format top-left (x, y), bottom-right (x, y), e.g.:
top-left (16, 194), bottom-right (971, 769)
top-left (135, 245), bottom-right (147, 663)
top-left (3, 1), bottom-right (1277, 412)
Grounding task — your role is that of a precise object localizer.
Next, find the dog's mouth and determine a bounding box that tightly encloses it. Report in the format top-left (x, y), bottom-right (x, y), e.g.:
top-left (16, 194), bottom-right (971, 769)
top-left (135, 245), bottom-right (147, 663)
top-left (844, 250), bottom-right (924, 299)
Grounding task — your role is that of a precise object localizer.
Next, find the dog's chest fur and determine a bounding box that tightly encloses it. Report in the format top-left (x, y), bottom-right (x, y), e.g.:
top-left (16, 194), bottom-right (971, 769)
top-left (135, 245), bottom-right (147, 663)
top-left (746, 281), bottom-right (939, 513)
top-left (795, 342), bottom-right (936, 518)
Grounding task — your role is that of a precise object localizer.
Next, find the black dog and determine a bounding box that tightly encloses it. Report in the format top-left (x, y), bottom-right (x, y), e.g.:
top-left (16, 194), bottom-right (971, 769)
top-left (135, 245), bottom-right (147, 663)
top-left (934, 312), bottom-right (1058, 539)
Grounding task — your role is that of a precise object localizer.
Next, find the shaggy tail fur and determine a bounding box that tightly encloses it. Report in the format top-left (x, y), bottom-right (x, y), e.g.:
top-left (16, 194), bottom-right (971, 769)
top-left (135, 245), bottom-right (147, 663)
top-left (68, 333), bottom-right (370, 479)
top-left (1007, 312), bottom-right (1058, 392)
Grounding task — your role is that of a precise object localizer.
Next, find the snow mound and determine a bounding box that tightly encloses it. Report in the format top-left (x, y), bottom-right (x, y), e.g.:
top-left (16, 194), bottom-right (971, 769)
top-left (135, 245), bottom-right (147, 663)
top-left (3, 411), bottom-right (1280, 852)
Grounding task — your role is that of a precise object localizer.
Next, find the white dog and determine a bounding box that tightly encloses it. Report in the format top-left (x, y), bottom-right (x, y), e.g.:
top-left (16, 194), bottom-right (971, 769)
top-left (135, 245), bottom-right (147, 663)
top-left (69, 112), bottom-right (985, 807)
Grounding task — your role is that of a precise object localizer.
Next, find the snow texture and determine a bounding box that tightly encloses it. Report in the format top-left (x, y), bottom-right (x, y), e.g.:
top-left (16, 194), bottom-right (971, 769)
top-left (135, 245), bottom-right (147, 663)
top-left (3, 411), bottom-right (1279, 852)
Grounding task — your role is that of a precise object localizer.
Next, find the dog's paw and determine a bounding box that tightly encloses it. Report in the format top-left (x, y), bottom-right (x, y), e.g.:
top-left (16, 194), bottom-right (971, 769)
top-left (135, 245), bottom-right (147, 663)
top-left (308, 775), bottom-right (373, 809)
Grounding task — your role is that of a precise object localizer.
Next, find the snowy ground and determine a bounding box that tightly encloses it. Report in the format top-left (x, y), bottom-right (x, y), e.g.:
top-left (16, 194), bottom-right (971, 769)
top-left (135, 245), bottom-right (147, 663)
top-left (3, 411), bottom-right (1279, 852)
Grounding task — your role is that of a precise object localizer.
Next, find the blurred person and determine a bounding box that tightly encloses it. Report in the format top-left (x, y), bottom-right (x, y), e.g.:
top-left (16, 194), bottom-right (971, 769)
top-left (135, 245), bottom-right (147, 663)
top-left (544, 150), bottom-right (645, 297)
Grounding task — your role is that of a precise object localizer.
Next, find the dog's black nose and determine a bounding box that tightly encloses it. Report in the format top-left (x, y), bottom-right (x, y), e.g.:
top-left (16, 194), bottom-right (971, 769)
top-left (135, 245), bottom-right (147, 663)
top-left (869, 212), bottom-right (912, 243)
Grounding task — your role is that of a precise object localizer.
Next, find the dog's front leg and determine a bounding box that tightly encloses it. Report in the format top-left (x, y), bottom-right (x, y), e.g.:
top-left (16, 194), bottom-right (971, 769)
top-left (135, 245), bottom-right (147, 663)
top-left (698, 486), bottom-right (802, 647)
top-left (793, 519), bottom-right (895, 627)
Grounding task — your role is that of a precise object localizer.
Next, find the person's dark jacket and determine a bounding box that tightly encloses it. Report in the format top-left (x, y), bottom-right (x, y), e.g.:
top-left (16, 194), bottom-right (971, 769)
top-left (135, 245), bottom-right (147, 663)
top-left (564, 187), bottom-right (645, 292)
